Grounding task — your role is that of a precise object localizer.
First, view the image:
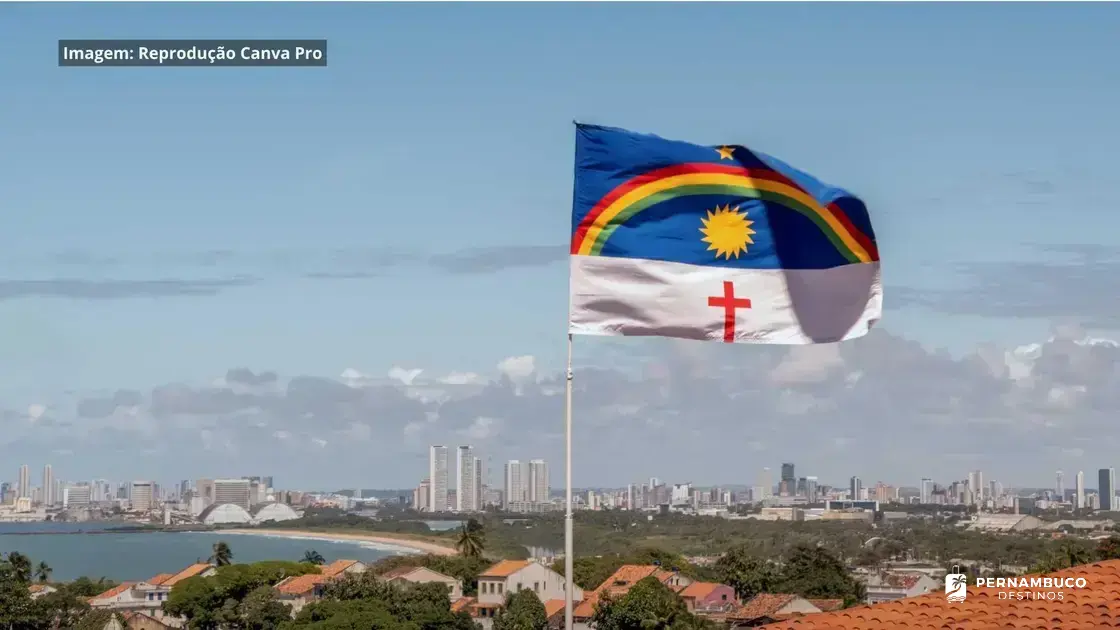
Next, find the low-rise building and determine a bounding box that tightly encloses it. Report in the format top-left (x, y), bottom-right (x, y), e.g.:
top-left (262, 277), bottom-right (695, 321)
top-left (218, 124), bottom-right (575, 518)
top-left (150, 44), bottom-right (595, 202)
top-left (725, 594), bottom-right (824, 627)
top-left (382, 566), bottom-right (463, 599)
top-left (273, 559), bottom-right (368, 614)
top-left (572, 564), bottom-right (692, 623)
top-left (88, 563), bottom-right (216, 625)
top-left (862, 572), bottom-right (939, 604)
top-left (677, 581), bottom-right (738, 615)
top-left (476, 560), bottom-right (583, 620)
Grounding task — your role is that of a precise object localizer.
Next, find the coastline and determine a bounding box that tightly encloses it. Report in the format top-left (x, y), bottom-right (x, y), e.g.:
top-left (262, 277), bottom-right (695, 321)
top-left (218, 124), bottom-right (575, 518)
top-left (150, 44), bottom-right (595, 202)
top-left (217, 528), bottom-right (457, 556)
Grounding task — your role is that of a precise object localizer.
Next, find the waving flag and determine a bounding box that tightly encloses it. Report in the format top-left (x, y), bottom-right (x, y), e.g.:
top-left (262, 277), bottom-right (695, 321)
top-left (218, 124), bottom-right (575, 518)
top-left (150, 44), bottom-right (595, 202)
top-left (568, 124), bottom-right (882, 345)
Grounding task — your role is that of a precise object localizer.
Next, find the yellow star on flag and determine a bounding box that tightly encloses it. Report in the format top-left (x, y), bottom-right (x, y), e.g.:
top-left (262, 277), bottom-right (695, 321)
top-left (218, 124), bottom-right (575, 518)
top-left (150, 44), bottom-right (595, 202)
top-left (716, 146), bottom-right (735, 160)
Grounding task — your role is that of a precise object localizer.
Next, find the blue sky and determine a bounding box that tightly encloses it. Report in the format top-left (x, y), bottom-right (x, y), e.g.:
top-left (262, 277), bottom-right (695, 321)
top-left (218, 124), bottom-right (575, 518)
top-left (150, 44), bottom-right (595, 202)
top-left (2, 3), bottom-right (1119, 488)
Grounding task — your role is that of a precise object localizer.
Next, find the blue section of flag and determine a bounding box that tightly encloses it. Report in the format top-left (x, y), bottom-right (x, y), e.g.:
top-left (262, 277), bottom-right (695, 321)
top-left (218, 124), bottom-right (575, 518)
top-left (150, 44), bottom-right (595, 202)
top-left (572, 124), bottom-right (876, 270)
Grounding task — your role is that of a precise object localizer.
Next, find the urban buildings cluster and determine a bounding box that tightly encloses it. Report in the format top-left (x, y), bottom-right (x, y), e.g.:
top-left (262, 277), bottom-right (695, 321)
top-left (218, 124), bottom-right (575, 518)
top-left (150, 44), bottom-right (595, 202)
top-left (0, 463), bottom-right (302, 523)
top-left (414, 445), bottom-right (552, 513)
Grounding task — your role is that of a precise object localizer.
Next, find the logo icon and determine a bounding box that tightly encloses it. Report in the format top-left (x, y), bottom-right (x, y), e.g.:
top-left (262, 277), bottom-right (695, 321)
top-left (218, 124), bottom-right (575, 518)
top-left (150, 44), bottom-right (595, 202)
top-left (945, 566), bottom-right (967, 603)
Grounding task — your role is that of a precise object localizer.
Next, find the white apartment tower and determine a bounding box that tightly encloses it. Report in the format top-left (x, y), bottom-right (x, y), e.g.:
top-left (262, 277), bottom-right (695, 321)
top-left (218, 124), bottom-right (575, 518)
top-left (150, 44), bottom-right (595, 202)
top-left (429, 445), bottom-right (449, 513)
top-left (130, 481), bottom-right (155, 512)
top-left (456, 446), bottom-right (477, 512)
top-left (42, 465), bottom-right (54, 506)
top-left (18, 465), bottom-right (30, 499)
top-left (529, 459), bottom-right (549, 503)
top-left (505, 460), bottom-right (528, 507)
top-left (415, 479), bottom-right (431, 512)
top-left (474, 457), bottom-right (483, 509)
top-left (213, 478), bottom-right (252, 509)
top-left (1076, 471), bottom-right (1086, 509)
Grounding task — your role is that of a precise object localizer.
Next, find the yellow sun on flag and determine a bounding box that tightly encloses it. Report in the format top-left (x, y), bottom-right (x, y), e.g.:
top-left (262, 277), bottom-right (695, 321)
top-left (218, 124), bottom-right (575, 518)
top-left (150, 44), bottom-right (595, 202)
top-left (699, 204), bottom-right (756, 259)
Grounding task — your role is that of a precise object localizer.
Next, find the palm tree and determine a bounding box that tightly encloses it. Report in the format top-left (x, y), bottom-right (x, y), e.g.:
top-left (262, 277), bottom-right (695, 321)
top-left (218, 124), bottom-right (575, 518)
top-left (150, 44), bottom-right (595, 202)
top-left (210, 541), bottom-right (233, 566)
top-left (35, 561), bottom-right (52, 583)
top-left (302, 550), bottom-right (325, 565)
top-left (455, 518), bottom-right (486, 558)
top-left (5, 552), bottom-right (33, 583)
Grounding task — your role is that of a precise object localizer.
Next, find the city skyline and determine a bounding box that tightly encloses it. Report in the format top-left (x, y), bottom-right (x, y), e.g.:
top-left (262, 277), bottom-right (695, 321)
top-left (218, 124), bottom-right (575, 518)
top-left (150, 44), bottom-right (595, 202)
top-left (1, 4), bottom-right (1119, 489)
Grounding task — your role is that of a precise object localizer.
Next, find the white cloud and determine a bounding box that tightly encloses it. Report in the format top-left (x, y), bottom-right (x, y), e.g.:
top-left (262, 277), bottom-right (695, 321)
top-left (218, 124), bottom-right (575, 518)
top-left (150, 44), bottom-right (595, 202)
top-left (312, 437), bottom-right (328, 448)
top-left (388, 367), bottom-right (424, 386)
top-left (497, 355), bottom-right (536, 383)
top-left (439, 371), bottom-right (486, 385)
top-left (27, 404), bottom-right (46, 421)
top-left (461, 416), bottom-right (497, 440)
top-left (273, 430), bottom-right (291, 440)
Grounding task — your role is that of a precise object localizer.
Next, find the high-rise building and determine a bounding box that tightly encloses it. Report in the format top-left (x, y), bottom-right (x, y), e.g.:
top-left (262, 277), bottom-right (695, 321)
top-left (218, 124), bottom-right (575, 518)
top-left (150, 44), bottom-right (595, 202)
top-left (1099, 468), bottom-right (1116, 512)
top-left (17, 465), bottom-right (30, 499)
top-left (1056, 470), bottom-right (1064, 499)
top-left (456, 446), bottom-right (477, 512)
top-left (42, 465), bottom-right (54, 506)
top-left (849, 476), bottom-right (862, 501)
top-left (63, 484), bottom-right (91, 507)
top-left (474, 458), bottom-right (483, 509)
top-left (504, 460), bottom-right (529, 507)
top-left (130, 481), bottom-right (155, 511)
top-left (759, 468), bottom-right (772, 499)
top-left (213, 478), bottom-right (252, 509)
top-left (920, 478), bottom-right (933, 504)
top-left (429, 446), bottom-right (449, 513)
top-left (781, 463), bottom-right (795, 483)
top-left (1076, 471), bottom-right (1086, 509)
top-left (196, 479), bottom-right (216, 507)
top-left (414, 479), bottom-right (431, 511)
top-left (805, 476), bottom-right (818, 503)
top-left (529, 460), bottom-right (549, 503)
top-left (967, 470), bottom-right (984, 504)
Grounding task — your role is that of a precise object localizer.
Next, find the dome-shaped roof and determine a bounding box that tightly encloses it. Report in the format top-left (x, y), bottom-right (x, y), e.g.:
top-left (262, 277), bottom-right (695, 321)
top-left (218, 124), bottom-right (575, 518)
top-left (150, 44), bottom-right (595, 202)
top-left (200, 503), bottom-right (253, 524)
top-left (251, 502), bottom-right (299, 522)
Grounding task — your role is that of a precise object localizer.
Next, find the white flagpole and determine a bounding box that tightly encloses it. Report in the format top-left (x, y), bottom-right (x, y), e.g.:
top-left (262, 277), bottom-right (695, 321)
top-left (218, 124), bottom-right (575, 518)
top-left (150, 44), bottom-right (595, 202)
top-left (563, 332), bottom-right (575, 630)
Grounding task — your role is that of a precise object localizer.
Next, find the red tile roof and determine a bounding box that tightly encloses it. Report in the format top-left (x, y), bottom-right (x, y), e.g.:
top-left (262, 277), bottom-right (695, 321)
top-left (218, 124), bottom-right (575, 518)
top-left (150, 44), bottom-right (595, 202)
top-left (544, 599), bottom-right (566, 618)
top-left (807, 599), bottom-right (843, 612)
top-left (761, 560), bottom-right (1120, 629)
top-left (321, 559), bottom-right (360, 578)
top-left (679, 581), bottom-right (721, 600)
top-left (161, 563), bottom-right (213, 587)
top-left (146, 573), bottom-right (175, 586)
top-left (572, 564), bottom-right (681, 618)
top-left (480, 560), bottom-right (532, 578)
top-left (275, 574), bottom-right (327, 596)
top-left (381, 566), bottom-right (420, 580)
top-left (451, 597), bottom-right (476, 613)
top-left (91, 582), bottom-right (135, 601)
top-left (728, 594), bottom-right (801, 621)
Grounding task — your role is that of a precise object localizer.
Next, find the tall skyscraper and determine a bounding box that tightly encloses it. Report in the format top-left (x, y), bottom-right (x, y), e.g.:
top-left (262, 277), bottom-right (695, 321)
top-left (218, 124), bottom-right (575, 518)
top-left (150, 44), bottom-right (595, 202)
top-left (780, 463), bottom-right (795, 483)
top-left (849, 476), bottom-right (862, 501)
top-left (456, 445), bottom-right (477, 512)
top-left (504, 460), bottom-right (528, 507)
top-left (130, 481), bottom-right (155, 511)
top-left (967, 470), bottom-right (984, 504)
top-left (214, 479), bottom-right (252, 509)
top-left (414, 479), bottom-right (431, 511)
top-left (1099, 468), bottom-right (1116, 512)
top-left (1076, 471), bottom-right (1086, 509)
top-left (474, 457), bottom-right (483, 510)
top-left (529, 459), bottom-right (549, 503)
top-left (429, 445), bottom-right (449, 513)
top-left (42, 465), bottom-right (54, 506)
top-left (759, 468), bottom-right (772, 499)
top-left (1056, 470), bottom-right (1064, 499)
top-left (17, 465), bottom-right (30, 499)
top-left (920, 478), bottom-right (933, 504)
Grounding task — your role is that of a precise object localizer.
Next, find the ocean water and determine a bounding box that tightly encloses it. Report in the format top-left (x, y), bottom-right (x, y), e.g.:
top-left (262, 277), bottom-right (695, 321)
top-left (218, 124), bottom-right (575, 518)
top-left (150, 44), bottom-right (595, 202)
top-left (0, 522), bottom-right (411, 582)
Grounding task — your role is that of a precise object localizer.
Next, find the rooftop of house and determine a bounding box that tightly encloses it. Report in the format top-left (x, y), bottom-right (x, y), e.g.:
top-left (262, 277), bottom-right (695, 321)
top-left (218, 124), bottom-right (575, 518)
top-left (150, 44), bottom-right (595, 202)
top-left (451, 597), bottom-right (476, 613)
top-left (91, 582), bottom-right (136, 601)
top-left (727, 594), bottom-right (804, 622)
top-left (543, 599), bottom-right (566, 618)
top-left (572, 564), bottom-right (681, 618)
top-left (806, 599), bottom-right (843, 613)
top-left (160, 563), bottom-right (213, 587)
top-left (761, 559), bottom-right (1120, 629)
top-left (320, 560), bottom-right (360, 578)
top-left (275, 574), bottom-right (328, 596)
top-left (480, 560), bottom-right (532, 578)
top-left (678, 581), bottom-right (723, 600)
top-left (146, 574), bottom-right (175, 586)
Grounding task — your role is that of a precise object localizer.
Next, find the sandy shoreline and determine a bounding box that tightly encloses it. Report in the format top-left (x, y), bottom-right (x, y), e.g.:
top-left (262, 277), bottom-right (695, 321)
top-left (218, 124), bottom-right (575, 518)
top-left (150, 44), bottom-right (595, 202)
top-left (219, 528), bottom-right (456, 556)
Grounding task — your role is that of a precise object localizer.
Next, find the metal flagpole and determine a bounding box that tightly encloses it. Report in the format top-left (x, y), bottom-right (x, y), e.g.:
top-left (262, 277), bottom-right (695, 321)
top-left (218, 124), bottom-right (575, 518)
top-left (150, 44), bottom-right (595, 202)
top-left (563, 332), bottom-right (575, 630)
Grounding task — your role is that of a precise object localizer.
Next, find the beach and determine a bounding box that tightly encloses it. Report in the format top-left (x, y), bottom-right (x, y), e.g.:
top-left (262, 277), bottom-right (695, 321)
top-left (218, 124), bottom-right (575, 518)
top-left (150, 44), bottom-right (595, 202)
top-left (219, 529), bottom-right (457, 556)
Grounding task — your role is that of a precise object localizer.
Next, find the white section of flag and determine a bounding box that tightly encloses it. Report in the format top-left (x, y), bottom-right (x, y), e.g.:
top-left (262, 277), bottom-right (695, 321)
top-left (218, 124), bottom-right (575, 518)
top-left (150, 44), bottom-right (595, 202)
top-left (569, 255), bottom-right (882, 345)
